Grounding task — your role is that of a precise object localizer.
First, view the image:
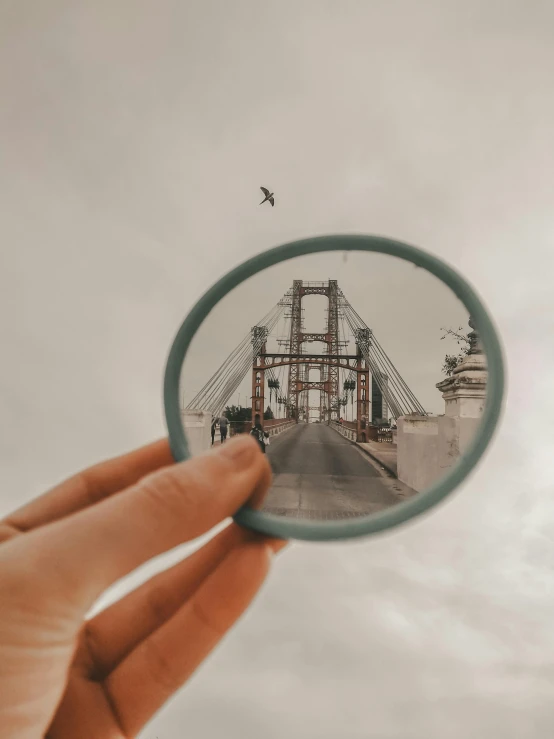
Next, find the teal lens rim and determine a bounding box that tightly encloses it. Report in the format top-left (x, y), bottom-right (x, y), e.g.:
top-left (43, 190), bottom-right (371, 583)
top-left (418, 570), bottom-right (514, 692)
top-left (163, 234), bottom-right (505, 542)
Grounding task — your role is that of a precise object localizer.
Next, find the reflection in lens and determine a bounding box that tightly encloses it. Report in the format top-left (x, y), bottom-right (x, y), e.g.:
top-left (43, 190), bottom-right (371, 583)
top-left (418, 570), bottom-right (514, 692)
top-left (180, 252), bottom-right (488, 521)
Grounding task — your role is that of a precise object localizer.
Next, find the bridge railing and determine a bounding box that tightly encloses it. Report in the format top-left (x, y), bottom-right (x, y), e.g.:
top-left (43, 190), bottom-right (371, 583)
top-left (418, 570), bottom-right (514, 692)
top-left (266, 420), bottom-right (296, 437)
top-left (377, 428), bottom-right (394, 443)
top-left (329, 420), bottom-right (357, 442)
top-left (341, 420), bottom-right (357, 432)
top-left (229, 419), bottom-right (295, 438)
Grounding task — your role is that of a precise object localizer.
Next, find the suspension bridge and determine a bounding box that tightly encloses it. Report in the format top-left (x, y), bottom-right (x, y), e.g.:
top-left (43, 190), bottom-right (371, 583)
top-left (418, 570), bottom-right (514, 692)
top-left (183, 279), bottom-right (425, 518)
top-left (186, 279), bottom-right (426, 433)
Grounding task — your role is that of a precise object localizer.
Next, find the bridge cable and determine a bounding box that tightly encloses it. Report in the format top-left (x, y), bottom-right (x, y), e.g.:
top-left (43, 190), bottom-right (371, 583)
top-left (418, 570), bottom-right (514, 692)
top-left (339, 295), bottom-right (426, 416)
top-left (343, 302), bottom-right (426, 416)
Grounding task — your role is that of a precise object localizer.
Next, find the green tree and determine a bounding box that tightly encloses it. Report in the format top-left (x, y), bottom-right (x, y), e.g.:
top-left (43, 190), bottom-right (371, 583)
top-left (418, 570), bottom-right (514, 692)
top-left (224, 405), bottom-right (252, 422)
top-left (263, 405), bottom-right (274, 420)
top-left (440, 326), bottom-right (471, 376)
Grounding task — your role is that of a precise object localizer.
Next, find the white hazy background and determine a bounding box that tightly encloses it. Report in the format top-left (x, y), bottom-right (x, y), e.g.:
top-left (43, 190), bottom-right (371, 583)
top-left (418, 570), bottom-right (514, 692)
top-left (1, 2), bottom-right (554, 737)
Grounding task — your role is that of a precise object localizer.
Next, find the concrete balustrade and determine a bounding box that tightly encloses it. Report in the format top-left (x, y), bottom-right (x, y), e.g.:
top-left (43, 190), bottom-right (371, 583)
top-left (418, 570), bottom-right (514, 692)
top-left (341, 420), bottom-right (358, 432)
top-left (265, 420), bottom-right (296, 437)
top-left (181, 410), bottom-right (296, 454)
top-left (396, 415), bottom-right (440, 492)
top-left (330, 420), bottom-right (357, 442)
top-left (181, 410), bottom-right (212, 455)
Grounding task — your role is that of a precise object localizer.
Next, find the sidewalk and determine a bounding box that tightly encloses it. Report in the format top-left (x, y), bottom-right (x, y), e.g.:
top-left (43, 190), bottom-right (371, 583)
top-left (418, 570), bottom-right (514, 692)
top-left (356, 440), bottom-right (398, 477)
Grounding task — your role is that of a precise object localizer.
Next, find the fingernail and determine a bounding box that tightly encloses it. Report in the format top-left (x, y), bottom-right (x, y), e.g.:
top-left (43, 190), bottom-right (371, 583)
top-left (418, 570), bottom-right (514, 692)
top-left (217, 435), bottom-right (258, 466)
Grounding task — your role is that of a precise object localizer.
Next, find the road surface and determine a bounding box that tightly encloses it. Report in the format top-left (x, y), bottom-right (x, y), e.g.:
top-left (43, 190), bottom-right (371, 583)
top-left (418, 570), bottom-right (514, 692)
top-left (261, 423), bottom-right (416, 520)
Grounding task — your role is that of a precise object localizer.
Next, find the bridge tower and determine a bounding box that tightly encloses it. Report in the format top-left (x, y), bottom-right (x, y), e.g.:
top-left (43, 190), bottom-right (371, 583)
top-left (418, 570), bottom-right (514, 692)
top-left (251, 326), bottom-right (268, 428)
top-left (189, 277), bottom-right (426, 436)
top-left (318, 362), bottom-right (326, 423)
top-left (287, 280), bottom-right (303, 421)
top-left (354, 329), bottom-right (371, 441)
top-left (285, 280), bottom-right (341, 424)
top-left (327, 280), bottom-right (340, 421)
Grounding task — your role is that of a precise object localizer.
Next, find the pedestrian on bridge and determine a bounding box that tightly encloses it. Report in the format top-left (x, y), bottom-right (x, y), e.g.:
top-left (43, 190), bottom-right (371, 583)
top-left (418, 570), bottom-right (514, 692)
top-left (250, 414), bottom-right (268, 454)
top-left (219, 415), bottom-right (228, 443)
top-left (211, 416), bottom-right (217, 446)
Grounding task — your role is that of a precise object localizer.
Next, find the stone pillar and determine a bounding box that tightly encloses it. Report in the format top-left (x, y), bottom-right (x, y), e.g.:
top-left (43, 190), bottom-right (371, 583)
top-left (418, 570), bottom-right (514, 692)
top-left (181, 410), bottom-right (212, 455)
top-left (396, 317), bottom-right (488, 491)
top-left (435, 317), bottom-right (488, 472)
top-left (396, 414), bottom-right (440, 492)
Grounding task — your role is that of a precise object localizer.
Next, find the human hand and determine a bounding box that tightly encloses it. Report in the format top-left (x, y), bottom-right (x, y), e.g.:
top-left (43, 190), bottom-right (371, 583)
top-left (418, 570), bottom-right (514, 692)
top-left (0, 434), bottom-right (286, 738)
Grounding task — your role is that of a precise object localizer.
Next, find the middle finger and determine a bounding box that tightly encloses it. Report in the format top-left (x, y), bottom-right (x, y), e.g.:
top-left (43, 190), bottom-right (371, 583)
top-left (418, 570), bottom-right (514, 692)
top-left (79, 523), bottom-right (260, 678)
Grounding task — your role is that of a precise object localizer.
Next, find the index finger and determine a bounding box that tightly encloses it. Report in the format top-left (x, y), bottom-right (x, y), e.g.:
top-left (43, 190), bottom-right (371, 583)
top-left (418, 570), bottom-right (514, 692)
top-left (5, 435), bottom-right (271, 612)
top-left (1, 439), bottom-right (174, 534)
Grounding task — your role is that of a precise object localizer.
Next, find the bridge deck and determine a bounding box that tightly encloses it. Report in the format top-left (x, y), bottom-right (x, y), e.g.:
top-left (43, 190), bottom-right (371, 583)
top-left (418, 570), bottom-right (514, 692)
top-left (261, 423), bottom-right (416, 520)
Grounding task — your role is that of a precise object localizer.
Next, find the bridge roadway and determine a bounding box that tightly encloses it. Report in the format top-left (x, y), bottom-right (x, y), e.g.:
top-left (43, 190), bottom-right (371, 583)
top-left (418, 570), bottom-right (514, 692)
top-left (261, 422), bottom-right (416, 520)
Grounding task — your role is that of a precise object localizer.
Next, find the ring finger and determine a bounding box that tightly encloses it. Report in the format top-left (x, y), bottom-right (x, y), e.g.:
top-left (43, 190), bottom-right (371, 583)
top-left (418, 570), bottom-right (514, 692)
top-left (79, 522), bottom-right (268, 678)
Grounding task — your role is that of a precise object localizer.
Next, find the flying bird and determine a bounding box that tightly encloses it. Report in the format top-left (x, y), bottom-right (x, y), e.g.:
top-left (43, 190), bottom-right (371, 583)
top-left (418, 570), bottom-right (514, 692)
top-left (259, 186), bottom-right (275, 207)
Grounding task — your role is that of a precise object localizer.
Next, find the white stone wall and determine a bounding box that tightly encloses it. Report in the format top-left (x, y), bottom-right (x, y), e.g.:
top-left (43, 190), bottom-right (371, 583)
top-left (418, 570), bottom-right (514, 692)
top-left (396, 415), bottom-right (441, 493)
top-left (181, 410), bottom-right (212, 455)
top-left (397, 413), bottom-right (485, 492)
top-left (437, 414), bottom-right (482, 472)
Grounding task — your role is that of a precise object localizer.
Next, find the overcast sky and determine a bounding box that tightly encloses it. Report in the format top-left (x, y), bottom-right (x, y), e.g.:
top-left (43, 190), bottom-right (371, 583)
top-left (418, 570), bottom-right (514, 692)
top-left (181, 250), bottom-right (471, 416)
top-left (2, 2), bottom-right (554, 737)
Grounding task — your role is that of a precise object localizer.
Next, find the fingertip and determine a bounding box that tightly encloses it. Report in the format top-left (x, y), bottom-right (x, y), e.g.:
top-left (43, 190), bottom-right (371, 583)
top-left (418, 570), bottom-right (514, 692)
top-left (246, 453), bottom-right (273, 510)
top-left (267, 537), bottom-right (289, 556)
top-left (215, 433), bottom-right (261, 463)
